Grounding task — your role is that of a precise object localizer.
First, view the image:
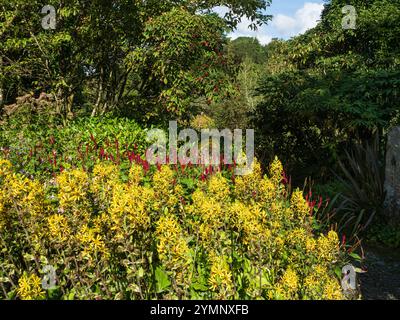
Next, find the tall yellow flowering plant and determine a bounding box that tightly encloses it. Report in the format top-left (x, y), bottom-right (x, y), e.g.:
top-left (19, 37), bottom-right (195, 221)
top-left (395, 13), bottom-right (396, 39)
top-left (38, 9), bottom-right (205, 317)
top-left (0, 157), bottom-right (347, 300)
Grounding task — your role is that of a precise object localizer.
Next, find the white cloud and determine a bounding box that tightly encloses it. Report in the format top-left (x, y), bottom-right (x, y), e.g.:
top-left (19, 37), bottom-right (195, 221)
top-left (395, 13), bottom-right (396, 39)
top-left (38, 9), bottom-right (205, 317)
top-left (273, 14), bottom-right (297, 35)
top-left (272, 2), bottom-right (324, 37)
top-left (230, 17), bottom-right (272, 45)
top-left (212, 6), bottom-right (272, 45)
top-left (212, 2), bottom-right (324, 45)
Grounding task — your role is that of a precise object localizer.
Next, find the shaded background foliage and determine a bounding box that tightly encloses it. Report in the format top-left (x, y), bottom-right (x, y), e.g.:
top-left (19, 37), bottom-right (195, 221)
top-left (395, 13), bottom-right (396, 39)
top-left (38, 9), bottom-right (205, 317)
top-left (0, 0), bottom-right (271, 123)
top-left (253, 0), bottom-right (400, 183)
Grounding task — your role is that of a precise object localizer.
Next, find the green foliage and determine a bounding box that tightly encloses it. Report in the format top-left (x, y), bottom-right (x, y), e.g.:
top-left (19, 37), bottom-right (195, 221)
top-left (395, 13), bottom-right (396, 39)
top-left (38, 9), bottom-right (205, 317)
top-left (210, 57), bottom-right (264, 129)
top-left (0, 0), bottom-right (271, 122)
top-left (253, 0), bottom-right (400, 181)
top-left (228, 37), bottom-right (267, 64)
top-left (0, 116), bottom-right (147, 179)
top-left (366, 222), bottom-right (400, 248)
top-left (125, 7), bottom-right (232, 121)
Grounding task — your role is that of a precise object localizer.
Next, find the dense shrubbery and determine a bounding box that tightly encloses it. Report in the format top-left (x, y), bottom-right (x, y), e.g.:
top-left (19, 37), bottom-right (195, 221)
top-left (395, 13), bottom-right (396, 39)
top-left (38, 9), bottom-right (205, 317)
top-left (254, 0), bottom-right (400, 182)
top-left (0, 116), bottom-right (147, 180)
top-left (0, 157), bottom-right (348, 300)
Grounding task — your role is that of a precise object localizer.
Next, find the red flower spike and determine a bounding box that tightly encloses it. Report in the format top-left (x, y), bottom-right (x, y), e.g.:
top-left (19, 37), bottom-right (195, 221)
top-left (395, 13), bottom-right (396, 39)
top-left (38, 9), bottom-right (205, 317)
top-left (318, 196), bottom-right (323, 210)
top-left (90, 134), bottom-right (98, 149)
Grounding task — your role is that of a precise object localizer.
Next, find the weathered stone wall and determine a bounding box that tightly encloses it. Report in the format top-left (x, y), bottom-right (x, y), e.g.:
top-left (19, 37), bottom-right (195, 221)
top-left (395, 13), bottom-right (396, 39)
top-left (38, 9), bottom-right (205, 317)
top-left (384, 126), bottom-right (400, 224)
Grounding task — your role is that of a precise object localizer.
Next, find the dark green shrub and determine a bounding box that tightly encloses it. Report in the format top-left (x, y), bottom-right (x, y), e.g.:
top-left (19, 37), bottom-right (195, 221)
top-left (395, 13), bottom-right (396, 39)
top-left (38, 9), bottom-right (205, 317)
top-left (335, 134), bottom-right (386, 238)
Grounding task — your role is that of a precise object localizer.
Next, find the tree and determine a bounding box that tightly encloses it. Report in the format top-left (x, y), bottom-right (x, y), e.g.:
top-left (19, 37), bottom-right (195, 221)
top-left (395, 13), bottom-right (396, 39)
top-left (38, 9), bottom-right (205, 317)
top-left (0, 0), bottom-right (272, 121)
top-left (253, 0), bottom-right (400, 181)
top-left (228, 37), bottom-right (267, 64)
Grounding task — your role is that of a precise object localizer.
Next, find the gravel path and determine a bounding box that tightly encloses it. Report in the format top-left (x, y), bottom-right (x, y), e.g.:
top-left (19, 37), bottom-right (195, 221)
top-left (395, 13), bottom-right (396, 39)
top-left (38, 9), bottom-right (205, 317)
top-left (359, 245), bottom-right (400, 300)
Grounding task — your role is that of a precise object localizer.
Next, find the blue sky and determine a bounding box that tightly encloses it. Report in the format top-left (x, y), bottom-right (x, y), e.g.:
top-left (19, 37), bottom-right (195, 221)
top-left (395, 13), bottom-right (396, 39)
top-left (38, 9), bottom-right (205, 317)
top-left (215, 0), bottom-right (325, 44)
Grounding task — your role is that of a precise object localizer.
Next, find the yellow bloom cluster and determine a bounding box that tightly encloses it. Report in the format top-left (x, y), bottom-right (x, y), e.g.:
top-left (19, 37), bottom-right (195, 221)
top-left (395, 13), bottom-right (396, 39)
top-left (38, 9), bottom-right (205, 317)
top-left (57, 169), bottom-right (89, 215)
top-left (234, 159), bottom-right (263, 201)
top-left (6, 174), bottom-right (45, 216)
top-left (91, 162), bottom-right (120, 208)
top-left (0, 167), bottom-right (45, 232)
top-left (302, 265), bottom-right (344, 300)
top-left (47, 214), bottom-right (71, 243)
top-left (156, 214), bottom-right (191, 288)
top-left (153, 166), bottom-right (181, 209)
top-left (0, 158), bottom-right (12, 177)
top-left (316, 230), bottom-right (340, 264)
top-left (269, 156), bottom-right (284, 186)
top-left (129, 163), bottom-right (143, 185)
top-left (0, 157), bottom-right (347, 300)
top-left (291, 189), bottom-right (311, 220)
top-left (230, 201), bottom-right (270, 246)
top-left (109, 183), bottom-right (153, 239)
top-left (75, 225), bottom-right (110, 261)
top-left (0, 159), bottom-right (12, 229)
top-left (275, 268), bottom-right (299, 300)
top-left (208, 253), bottom-right (235, 299)
top-left (17, 273), bottom-right (45, 300)
top-left (188, 178), bottom-right (228, 245)
top-left (207, 173), bottom-right (231, 202)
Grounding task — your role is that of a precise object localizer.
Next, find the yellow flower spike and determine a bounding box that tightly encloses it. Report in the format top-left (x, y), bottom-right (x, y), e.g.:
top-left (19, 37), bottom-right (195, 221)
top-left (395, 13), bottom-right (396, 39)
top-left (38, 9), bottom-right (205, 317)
top-left (278, 268), bottom-right (299, 299)
top-left (0, 182), bottom-right (8, 229)
top-left (57, 168), bottom-right (89, 213)
top-left (305, 237), bottom-right (317, 253)
top-left (233, 158), bottom-right (263, 201)
top-left (287, 228), bottom-right (308, 247)
top-left (327, 230), bottom-right (340, 245)
top-left (92, 162), bottom-right (119, 181)
top-left (152, 165), bottom-right (181, 209)
top-left (76, 225), bottom-right (109, 260)
top-left (229, 201), bottom-right (269, 247)
top-left (153, 166), bottom-right (175, 191)
top-left (91, 162), bottom-right (120, 205)
top-left (316, 231), bottom-right (340, 264)
top-left (128, 163), bottom-right (143, 185)
top-left (2, 173), bottom-right (45, 217)
top-left (323, 279), bottom-right (344, 300)
top-left (258, 177), bottom-right (275, 205)
top-left (208, 253), bottom-right (234, 299)
top-left (207, 173), bottom-right (230, 202)
top-left (0, 158), bottom-right (12, 177)
top-left (269, 156), bottom-right (283, 186)
top-left (290, 189), bottom-right (310, 220)
top-left (268, 201), bottom-right (289, 221)
top-left (155, 214), bottom-right (191, 288)
top-left (109, 183), bottom-right (151, 233)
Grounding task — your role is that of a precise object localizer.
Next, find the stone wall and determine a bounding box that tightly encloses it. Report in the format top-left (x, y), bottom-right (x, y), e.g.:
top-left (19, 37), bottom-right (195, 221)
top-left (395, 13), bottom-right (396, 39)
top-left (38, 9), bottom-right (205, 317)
top-left (384, 126), bottom-right (400, 224)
